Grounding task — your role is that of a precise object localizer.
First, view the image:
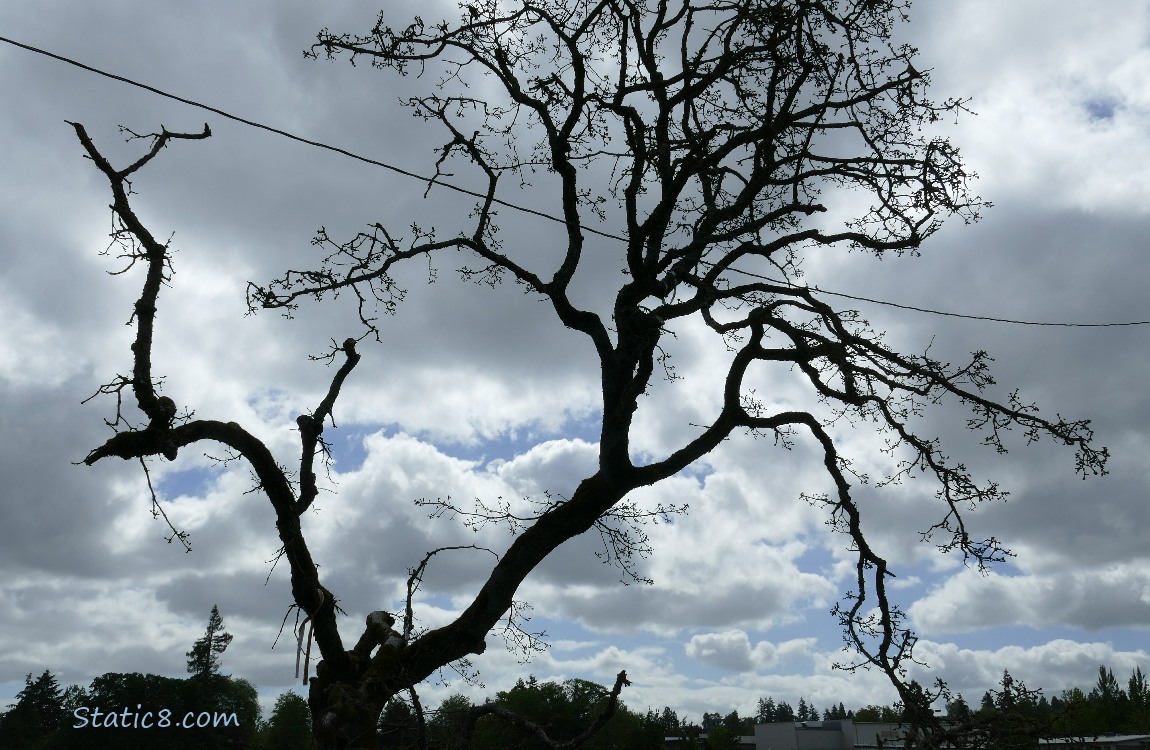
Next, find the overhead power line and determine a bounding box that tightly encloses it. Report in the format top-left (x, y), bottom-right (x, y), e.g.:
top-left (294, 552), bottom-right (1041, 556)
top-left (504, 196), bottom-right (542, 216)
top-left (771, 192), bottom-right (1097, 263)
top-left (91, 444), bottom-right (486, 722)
top-left (725, 266), bottom-right (1150, 327)
top-left (806, 286), bottom-right (1147, 327)
top-left (3, 34), bottom-right (1146, 329)
top-left (0, 35), bottom-right (595, 238)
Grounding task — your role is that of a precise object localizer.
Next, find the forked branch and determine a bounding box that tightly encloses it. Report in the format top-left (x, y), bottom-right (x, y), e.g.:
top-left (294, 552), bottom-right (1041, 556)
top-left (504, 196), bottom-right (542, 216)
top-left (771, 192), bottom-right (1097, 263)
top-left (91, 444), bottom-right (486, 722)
top-left (74, 121), bottom-right (360, 688)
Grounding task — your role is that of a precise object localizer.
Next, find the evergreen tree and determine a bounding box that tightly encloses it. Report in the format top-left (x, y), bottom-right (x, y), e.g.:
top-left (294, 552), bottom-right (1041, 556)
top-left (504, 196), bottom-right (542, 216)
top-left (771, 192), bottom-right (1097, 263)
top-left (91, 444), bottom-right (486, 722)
top-left (756, 697), bottom-right (777, 723)
top-left (722, 709), bottom-right (749, 735)
top-left (636, 710), bottom-right (669, 750)
top-left (0, 670), bottom-right (67, 748)
top-left (979, 668), bottom-right (1048, 750)
top-left (377, 697), bottom-right (417, 749)
top-left (207, 676), bottom-right (262, 748)
top-left (1126, 666), bottom-right (1150, 733)
top-left (427, 693), bottom-right (471, 749)
top-left (1094, 665), bottom-right (1127, 732)
top-left (1129, 667), bottom-right (1149, 710)
top-left (946, 694), bottom-right (972, 722)
top-left (897, 680), bottom-right (933, 724)
top-left (797, 698), bottom-right (809, 722)
top-left (186, 605), bottom-right (233, 680)
top-left (260, 691), bottom-right (312, 750)
top-left (776, 701), bottom-right (796, 723)
top-left (61, 683), bottom-right (89, 715)
top-left (707, 723), bottom-right (739, 750)
top-left (659, 706), bottom-right (682, 736)
top-left (1095, 666), bottom-right (1124, 702)
top-left (17, 670), bottom-right (66, 729)
top-left (1053, 687), bottom-right (1095, 736)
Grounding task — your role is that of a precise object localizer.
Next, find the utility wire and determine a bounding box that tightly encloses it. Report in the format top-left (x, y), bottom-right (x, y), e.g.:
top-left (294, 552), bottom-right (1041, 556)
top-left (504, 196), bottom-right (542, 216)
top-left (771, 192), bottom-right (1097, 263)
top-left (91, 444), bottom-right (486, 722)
top-left (0, 35), bottom-right (603, 239)
top-left (721, 265), bottom-right (1150, 327)
top-left (3, 34), bottom-right (1146, 329)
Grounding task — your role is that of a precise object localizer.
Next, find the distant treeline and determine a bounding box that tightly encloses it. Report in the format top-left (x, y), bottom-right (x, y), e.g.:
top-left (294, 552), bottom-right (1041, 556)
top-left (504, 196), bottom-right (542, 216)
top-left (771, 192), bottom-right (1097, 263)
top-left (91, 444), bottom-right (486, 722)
top-left (384, 664), bottom-right (1150, 750)
top-left (4, 662), bottom-right (1146, 749)
top-left (0, 669), bottom-right (310, 749)
top-left (0, 604), bottom-right (312, 749)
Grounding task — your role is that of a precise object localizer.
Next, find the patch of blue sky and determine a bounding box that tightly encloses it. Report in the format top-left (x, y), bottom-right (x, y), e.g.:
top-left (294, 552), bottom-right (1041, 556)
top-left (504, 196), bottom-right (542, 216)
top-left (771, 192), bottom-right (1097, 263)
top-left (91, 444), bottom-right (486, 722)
top-left (789, 540), bottom-right (842, 574)
top-left (245, 387), bottom-right (295, 423)
top-left (155, 464), bottom-right (223, 499)
top-left (758, 614), bottom-right (840, 650)
top-left (392, 590), bottom-right (457, 617)
top-left (676, 461), bottom-right (715, 480)
top-left (328, 412), bottom-right (605, 473)
top-left (1084, 97), bottom-right (1118, 121)
top-left (0, 680), bottom-right (26, 716)
top-left (627, 444), bottom-right (717, 482)
top-left (330, 426), bottom-right (375, 472)
top-left (320, 409), bottom-right (718, 482)
top-left (752, 545), bottom-right (946, 645)
top-left (458, 417), bottom-right (601, 465)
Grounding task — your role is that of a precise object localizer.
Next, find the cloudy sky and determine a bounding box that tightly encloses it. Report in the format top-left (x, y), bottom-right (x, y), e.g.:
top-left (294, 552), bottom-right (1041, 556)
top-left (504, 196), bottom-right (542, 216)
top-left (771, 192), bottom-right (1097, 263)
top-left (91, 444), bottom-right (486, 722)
top-left (1, 0), bottom-right (1147, 725)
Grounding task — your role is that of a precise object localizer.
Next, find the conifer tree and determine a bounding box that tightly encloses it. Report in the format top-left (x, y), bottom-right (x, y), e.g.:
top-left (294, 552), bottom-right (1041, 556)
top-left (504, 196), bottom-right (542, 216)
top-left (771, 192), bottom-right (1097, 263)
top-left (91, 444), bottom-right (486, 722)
top-left (262, 691), bottom-right (313, 750)
top-left (186, 604), bottom-right (234, 680)
top-left (0, 670), bottom-right (66, 747)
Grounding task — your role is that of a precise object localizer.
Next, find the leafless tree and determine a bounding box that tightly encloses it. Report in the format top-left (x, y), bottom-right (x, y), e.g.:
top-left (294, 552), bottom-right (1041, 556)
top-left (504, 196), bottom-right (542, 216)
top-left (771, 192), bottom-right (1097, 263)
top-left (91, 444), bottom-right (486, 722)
top-left (76, 1), bottom-right (1108, 748)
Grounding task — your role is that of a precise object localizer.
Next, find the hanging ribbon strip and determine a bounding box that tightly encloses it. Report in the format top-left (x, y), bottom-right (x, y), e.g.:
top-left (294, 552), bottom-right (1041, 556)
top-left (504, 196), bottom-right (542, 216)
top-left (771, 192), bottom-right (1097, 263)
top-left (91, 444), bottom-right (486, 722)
top-left (294, 590), bottom-right (325, 684)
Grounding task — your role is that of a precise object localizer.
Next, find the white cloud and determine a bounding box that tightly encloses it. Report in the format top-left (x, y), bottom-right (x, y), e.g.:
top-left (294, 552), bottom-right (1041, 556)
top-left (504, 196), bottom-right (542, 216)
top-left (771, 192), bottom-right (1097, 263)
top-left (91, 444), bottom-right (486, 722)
top-left (908, 639), bottom-right (1150, 702)
top-left (493, 438), bottom-right (599, 497)
top-left (909, 565), bottom-right (1150, 634)
top-left (686, 630), bottom-right (816, 673)
top-left (919, 0), bottom-right (1150, 214)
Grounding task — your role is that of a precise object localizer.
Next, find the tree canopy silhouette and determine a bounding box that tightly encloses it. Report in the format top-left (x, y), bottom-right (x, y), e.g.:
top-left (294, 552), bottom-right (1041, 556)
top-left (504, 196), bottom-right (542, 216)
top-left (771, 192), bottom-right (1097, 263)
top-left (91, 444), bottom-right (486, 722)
top-left (75, 1), bottom-right (1107, 748)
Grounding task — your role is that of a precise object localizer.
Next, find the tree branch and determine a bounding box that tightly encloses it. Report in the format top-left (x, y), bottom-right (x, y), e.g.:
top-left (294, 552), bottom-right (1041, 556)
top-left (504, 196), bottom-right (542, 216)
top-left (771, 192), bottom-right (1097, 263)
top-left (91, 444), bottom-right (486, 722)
top-left (73, 123), bottom-right (353, 689)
